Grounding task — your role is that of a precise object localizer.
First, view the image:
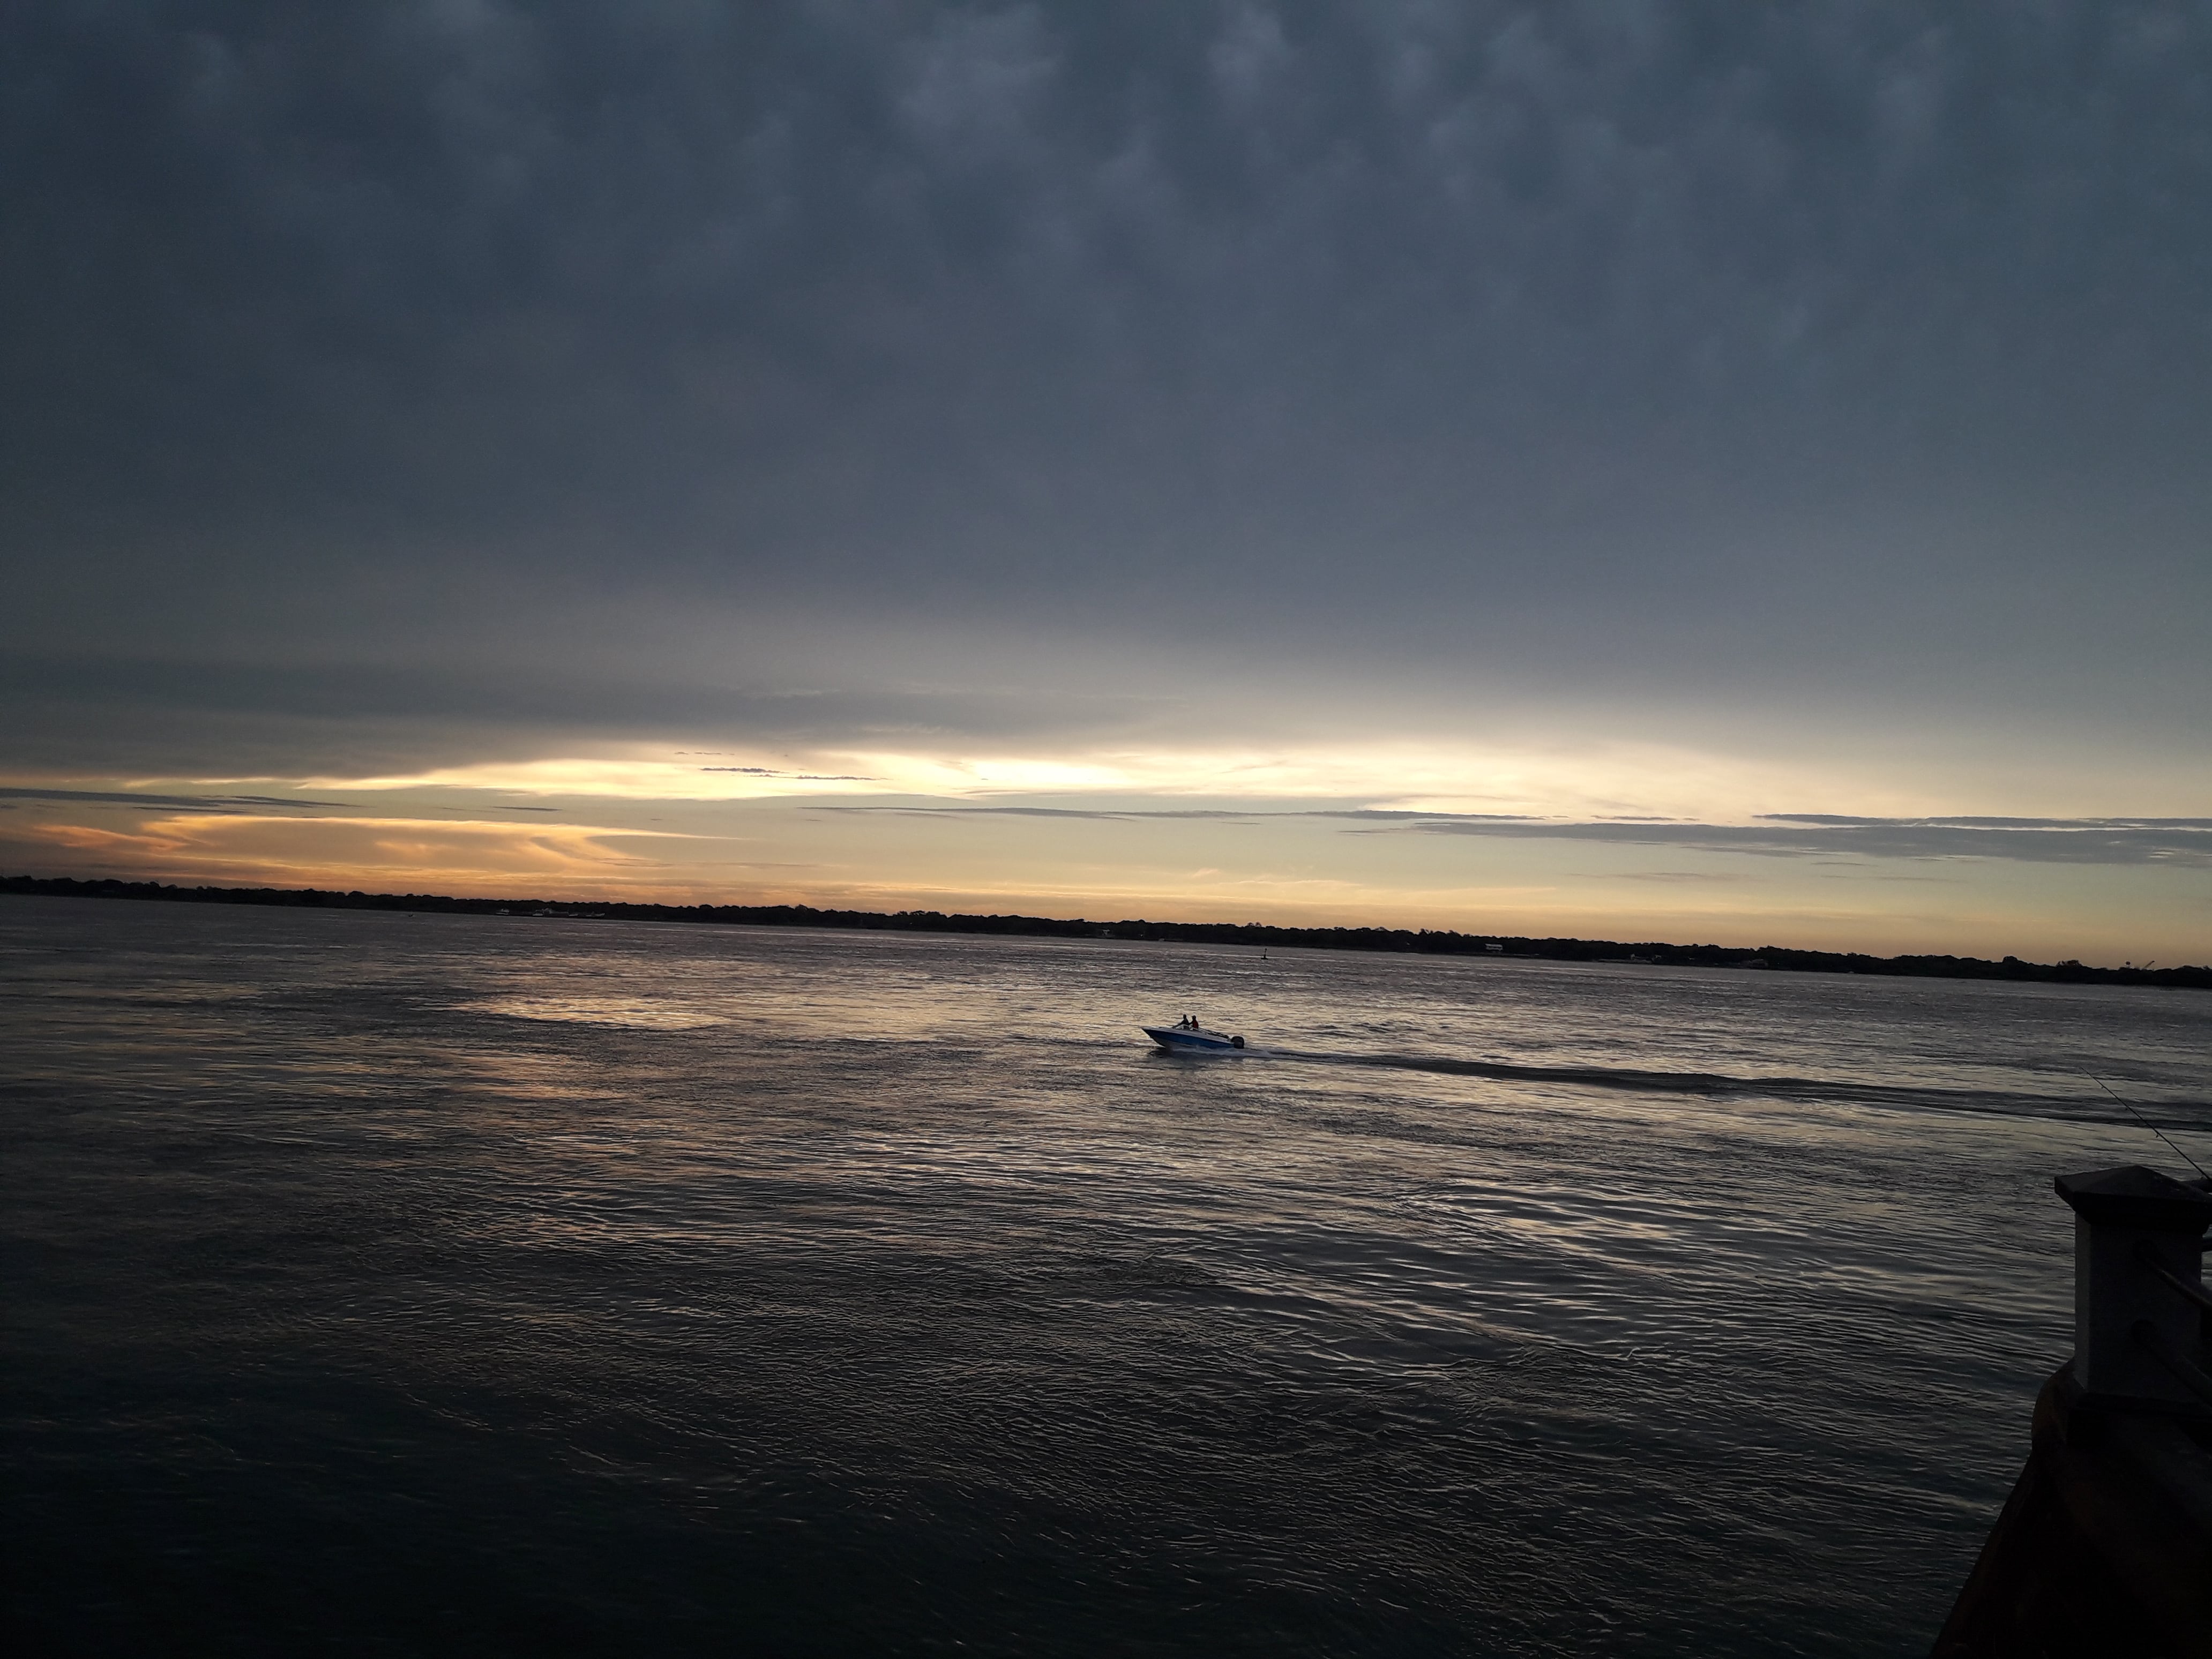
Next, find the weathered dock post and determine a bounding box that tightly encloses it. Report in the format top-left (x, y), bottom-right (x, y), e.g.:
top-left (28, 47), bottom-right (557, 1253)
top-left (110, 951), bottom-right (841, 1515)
top-left (1932, 1164), bottom-right (2212, 1658)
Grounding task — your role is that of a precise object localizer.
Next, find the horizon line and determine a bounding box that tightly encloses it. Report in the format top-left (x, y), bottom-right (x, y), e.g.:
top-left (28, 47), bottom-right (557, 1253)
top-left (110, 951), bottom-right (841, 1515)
top-left (4, 873), bottom-right (2204, 989)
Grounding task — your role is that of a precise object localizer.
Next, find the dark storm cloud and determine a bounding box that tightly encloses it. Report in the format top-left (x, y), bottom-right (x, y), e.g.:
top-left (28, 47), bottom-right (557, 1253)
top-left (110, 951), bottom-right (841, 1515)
top-left (3, 2), bottom-right (2208, 747)
top-left (9, 5), bottom-right (2209, 552)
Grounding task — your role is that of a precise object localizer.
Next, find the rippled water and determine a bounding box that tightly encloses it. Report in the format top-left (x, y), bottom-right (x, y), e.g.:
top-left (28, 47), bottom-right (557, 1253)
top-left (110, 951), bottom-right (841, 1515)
top-left (4, 895), bottom-right (2208, 1656)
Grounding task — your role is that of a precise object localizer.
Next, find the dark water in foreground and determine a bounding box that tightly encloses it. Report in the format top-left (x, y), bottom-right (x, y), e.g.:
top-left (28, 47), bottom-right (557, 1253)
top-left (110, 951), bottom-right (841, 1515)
top-left (4, 896), bottom-right (2208, 1657)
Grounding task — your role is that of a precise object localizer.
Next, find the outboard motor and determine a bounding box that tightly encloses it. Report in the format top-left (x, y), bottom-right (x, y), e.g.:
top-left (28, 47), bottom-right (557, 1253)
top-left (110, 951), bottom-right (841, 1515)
top-left (1230, 1035), bottom-right (1245, 1049)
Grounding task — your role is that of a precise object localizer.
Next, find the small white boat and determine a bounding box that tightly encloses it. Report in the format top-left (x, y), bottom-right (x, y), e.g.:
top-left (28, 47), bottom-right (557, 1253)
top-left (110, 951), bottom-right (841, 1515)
top-left (1141, 1019), bottom-right (1247, 1053)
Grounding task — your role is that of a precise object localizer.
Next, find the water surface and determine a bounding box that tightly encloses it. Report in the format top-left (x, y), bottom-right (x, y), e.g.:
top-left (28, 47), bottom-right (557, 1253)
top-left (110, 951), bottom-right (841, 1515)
top-left (4, 895), bottom-right (2207, 1655)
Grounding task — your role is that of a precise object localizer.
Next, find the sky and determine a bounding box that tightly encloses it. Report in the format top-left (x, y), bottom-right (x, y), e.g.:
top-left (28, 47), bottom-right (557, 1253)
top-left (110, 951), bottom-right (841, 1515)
top-left (3, 1), bottom-right (2209, 963)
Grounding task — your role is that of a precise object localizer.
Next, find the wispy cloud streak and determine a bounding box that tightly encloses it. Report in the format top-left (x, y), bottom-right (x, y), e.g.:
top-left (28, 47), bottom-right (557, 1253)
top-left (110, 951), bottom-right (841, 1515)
top-left (0, 786), bottom-right (357, 813)
top-left (1386, 816), bottom-right (2212, 867)
top-left (831, 806), bottom-right (2212, 868)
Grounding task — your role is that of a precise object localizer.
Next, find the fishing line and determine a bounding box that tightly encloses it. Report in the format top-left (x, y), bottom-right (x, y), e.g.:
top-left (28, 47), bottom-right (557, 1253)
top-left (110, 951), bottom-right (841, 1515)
top-left (2084, 1072), bottom-right (2210, 1182)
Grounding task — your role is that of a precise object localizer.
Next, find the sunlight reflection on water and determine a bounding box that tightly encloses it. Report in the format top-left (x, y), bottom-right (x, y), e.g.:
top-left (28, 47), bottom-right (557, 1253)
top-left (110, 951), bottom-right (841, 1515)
top-left (457, 995), bottom-right (731, 1030)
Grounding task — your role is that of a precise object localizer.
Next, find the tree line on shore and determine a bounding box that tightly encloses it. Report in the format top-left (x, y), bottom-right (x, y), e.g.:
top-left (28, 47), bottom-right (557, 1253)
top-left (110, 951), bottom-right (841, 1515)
top-left (5, 873), bottom-right (2204, 989)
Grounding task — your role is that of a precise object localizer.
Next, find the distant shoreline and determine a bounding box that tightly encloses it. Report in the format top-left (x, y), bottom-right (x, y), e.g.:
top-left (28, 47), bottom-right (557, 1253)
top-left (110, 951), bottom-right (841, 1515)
top-left (7, 873), bottom-right (2206, 991)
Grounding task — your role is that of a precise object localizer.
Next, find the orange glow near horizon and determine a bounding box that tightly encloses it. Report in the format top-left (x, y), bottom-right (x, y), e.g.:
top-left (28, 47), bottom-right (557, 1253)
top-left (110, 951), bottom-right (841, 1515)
top-left (3, 743), bottom-right (2207, 964)
top-left (4, 798), bottom-right (2205, 965)
top-left (12, 814), bottom-right (708, 898)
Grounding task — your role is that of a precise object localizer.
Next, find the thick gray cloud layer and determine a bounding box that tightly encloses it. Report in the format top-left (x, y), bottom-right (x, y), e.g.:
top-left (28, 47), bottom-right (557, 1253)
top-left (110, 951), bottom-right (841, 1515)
top-left (5, 2), bottom-right (2209, 761)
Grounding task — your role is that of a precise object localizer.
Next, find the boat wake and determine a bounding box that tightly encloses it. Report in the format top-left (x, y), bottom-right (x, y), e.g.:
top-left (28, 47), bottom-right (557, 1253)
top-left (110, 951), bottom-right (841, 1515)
top-left (1262, 1047), bottom-right (2210, 1128)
